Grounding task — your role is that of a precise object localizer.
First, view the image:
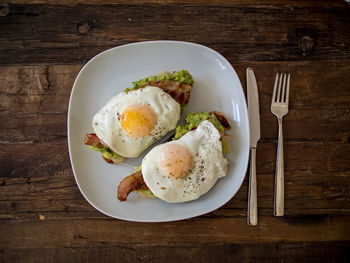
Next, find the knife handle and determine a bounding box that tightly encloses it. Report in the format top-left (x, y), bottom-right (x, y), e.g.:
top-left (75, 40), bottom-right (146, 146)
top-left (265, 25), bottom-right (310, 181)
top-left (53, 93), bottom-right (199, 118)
top-left (274, 117), bottom-right (284, 216)
top-left (248, 147), bottom-right (258, 225)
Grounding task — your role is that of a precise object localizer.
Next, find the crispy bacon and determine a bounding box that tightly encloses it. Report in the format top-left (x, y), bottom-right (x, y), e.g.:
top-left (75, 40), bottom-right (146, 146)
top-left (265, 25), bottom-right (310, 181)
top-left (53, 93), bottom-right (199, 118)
top-left (211, 111), bottom-right (231, 129)
top-left (117, 171), bottom-right (148, 201)
top-left (102, 156), bottom-right (114, 163)
top-left (84, 133), bottom-right (125, 164)
top-left (142, 80), bottom-right (192, 105)
top-left (84, 133), bottom-right (104, 148)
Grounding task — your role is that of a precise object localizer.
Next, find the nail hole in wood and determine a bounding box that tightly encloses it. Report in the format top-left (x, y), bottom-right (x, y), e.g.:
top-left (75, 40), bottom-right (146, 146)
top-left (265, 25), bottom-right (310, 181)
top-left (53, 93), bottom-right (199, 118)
top-left (77, 22), bottom-right (90, 34)
top-left (299, 36), bottom-right (315, 56)
top-left (0, 3), bottom-right (10, 17)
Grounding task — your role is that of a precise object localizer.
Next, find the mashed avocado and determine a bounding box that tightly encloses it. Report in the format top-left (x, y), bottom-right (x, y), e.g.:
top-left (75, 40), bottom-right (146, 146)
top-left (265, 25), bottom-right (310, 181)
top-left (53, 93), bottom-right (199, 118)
top-left (180, 103), bottom-right (188, 112)
top-left (133, 189), bottom-right (156, 198)
top-left (132, 165), bottom-right (156, 198)
top-left (135, 164), bottom-right (142, 172)
top-left (89, 145), bottom-right (122, 161)
top-left (125, 70), bottom-right (194, 92)
top-left (174, 112), bottom-right (225, 140)
top-left (221, 139), bottom-right (230, 154)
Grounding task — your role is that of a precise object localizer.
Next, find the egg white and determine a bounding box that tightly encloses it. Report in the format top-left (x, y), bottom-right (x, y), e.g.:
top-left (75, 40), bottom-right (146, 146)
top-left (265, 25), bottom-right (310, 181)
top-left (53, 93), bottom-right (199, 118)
top-left (142, 120), bottom-right (228, 203)
top-left (92, 86), bottom-right (181, 158)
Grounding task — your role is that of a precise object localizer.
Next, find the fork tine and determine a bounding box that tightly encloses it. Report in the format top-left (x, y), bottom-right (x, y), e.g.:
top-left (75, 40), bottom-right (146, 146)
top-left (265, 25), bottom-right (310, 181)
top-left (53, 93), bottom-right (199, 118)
top-left (272, 73), bottom-right (279, 104)
top-left (281, 73), bottom-right (286, 103)
top-left (276, 73), bottom-right (283, 102)
top-left (286, 73), bottom-right (290, 103)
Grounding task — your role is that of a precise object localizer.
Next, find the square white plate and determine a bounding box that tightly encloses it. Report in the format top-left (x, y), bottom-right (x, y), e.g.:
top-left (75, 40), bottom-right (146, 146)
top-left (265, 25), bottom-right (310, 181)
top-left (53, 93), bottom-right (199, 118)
top-left (68, 41), bottom-right (250, 222)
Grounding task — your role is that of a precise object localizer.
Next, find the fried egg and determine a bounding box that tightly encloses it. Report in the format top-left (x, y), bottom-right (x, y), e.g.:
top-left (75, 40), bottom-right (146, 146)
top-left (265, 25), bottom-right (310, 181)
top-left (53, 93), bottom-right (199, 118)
top-left (92, 86), bottom-right (181, 158)
top-left (142, 120), bottom-right (228, 203)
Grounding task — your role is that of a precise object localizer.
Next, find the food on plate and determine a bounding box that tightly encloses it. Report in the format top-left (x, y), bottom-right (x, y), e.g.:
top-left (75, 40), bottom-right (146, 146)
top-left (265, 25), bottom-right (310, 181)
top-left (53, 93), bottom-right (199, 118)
top-left (90, 86), bottom-right (181, 158)
top-left (117, 170), bottom-right (155, 201)
top-left (117, 111), bottom-right (231, 203)
top-left (84, 133), bottom-right (124, 164)
top-left (126, 70), bottom-right (193, 109)
top-left (84, 70), bottom-right (194, 163)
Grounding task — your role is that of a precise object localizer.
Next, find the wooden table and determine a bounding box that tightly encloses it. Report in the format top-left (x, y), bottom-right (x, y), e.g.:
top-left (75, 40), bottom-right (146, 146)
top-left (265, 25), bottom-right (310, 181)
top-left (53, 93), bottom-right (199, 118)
top-left (1, 1), bottom-right (349, 262)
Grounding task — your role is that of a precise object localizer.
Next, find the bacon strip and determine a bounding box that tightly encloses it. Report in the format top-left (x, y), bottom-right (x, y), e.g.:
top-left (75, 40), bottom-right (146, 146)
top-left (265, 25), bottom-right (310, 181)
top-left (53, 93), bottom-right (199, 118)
top-left (117, 171), bottom-right (148, 201)
top-left (102, 156), bottom-right (114, 164)
top-left (142, 80), bottom-right (192, 105)
top-left (84, 133), bottom-right (123, 164)
top-left (211, 111), bottom-right (231, 129)
top-left (84, 133), bottom-right (104, 148)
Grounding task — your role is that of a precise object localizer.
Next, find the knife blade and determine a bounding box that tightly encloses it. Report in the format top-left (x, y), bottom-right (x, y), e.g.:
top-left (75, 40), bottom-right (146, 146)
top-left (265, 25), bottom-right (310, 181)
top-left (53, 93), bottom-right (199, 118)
top-left (247, 68), bottom-right (261, 147)
top-left (246, 67), bottom-right (260, 226)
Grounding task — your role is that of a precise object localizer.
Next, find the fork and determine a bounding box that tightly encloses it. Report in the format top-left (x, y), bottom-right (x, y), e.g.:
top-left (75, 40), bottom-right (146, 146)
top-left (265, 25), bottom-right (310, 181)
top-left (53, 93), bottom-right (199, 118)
top-left (271, 73), bottom-right (290, 216)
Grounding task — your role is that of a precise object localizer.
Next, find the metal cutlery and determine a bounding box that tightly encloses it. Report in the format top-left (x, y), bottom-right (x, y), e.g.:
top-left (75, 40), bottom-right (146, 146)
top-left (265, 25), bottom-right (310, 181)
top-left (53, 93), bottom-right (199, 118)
top-left (247, 68), bottom-right (261, 226)
top-left (271, 73), bottom-right (290, 216)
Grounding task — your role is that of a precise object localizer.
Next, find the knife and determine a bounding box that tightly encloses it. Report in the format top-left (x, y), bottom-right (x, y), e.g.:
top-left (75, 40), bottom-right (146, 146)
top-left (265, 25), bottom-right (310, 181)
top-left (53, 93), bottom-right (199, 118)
top-left (247, 68), bottom-right (261, 226)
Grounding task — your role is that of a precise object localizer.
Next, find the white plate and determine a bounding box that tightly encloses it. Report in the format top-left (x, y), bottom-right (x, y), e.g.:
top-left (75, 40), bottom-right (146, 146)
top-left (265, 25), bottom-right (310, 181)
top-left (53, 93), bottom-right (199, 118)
top-left (68, 41), bottom-right (250, 222)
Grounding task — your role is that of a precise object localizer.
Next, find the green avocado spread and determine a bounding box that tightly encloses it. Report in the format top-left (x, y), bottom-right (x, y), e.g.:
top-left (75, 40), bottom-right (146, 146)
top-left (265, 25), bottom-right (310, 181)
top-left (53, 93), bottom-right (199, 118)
top-left (135, 164), bottom-right (142, 172)
top-left (132, 165), bottom-right (156, 198)
top-left (133, 189), bottom-right (156, 198)
top-left (89, 145), bottom-right (122, 160)
top-left (124, 70), bottom-right (194, 92)
top-left (174, 112), bottom-right (225, 140)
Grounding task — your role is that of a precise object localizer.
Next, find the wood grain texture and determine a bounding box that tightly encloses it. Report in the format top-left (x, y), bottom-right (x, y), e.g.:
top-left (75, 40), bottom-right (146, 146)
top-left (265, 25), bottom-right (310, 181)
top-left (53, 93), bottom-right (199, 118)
top-left (0, 242), bottom-right (348, 263)
top-left (1, 61), bottom-right (350, 143)
top-left (4, 0), bottom-right (350, 7)
top-left (0, 3), bottom-right (350, 64)
top-left (0, 207), bottom-right (350, 247)
top-left (1, 142), bottom-right (349, 212)
top-left (1, 1), bottom-right (350, 262)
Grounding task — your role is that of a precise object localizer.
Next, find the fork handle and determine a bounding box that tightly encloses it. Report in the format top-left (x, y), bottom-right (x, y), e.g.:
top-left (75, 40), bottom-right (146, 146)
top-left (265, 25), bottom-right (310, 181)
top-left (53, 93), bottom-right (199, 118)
top-left (274, 117), bottom-right (284, 216)
top-left (248, 147), bottom-right (258, 225)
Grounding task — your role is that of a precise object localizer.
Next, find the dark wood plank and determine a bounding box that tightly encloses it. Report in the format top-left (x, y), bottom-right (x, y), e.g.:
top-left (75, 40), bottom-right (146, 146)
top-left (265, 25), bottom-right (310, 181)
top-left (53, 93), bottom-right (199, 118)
top-left (2, 141), bottom-right (350, 178)
top-left (0, 214), bottom-right (349, 247)
top-left (1, 61), bottom-right (349, 143)
top-left (1, 141), bottom-right (349, 216)
top-left (2, 61), bottom-right (349, 112)
top-left (0, 142), bottom-right (70, 178)
top-left (0, 242), bottom-right (349, 263)
top-left (0, 3), bottom-right (349, 64)
top-left (1, 173), bottom-right (350, 219)
top-left (5, 0), bottom-right (350, 7)
top-left (0, 65), bottom-right (78, 142)
top-left (4, 109), bottom-right (348, 142)
top-left (232, 61), bottom-right (350, 110)
top-left (1, 172), bottom-right (350, 218)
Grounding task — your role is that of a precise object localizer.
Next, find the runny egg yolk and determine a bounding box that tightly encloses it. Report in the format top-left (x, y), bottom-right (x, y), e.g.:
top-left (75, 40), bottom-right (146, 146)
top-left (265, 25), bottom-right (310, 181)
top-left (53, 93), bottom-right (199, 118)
top-left (159, 144), bottom-right (194, 178)
top-left (121, 104), bottom-right (157, 138)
